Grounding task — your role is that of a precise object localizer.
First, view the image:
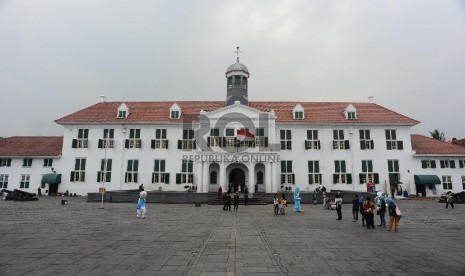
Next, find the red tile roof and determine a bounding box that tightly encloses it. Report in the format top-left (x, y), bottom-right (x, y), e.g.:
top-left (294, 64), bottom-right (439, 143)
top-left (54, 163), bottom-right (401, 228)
top-left (452, 138), bottom-right (465, 147)
top-left (0, 136), bottom-right (63, 157)
top-left (411, 135), bottom-right (465, 155)
top-left (55, 101), bottom-right (419, 125)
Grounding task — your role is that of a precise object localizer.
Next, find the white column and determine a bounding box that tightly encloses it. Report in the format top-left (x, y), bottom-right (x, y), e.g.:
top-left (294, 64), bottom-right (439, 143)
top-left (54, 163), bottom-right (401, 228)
top-left (266, 163), bottom-right (272, 193)
top-left (203, 162), bottom-right (209, 193)
top-left (219, 162), bottom-right (226, 192)
top-left (271, 162), bottom-right (277, 193)
top-left (248, 164), bottom-right (255, 197)
top-left (197, 162), bottom-right (203, 192)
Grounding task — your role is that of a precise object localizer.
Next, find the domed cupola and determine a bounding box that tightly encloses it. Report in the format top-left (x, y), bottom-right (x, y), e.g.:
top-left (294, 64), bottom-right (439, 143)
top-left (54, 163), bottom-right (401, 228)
top-left (226, 47), bottom-right (250, 106)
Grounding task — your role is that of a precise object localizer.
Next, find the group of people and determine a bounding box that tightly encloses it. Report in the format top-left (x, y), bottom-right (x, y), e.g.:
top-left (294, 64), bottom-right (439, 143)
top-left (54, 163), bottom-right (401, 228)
top-left (221, 186), bottom-right (249, 211)
top-left (273, 194), bottom-right (288, 215)
top-left (350, 193), bottom-right (402, 232)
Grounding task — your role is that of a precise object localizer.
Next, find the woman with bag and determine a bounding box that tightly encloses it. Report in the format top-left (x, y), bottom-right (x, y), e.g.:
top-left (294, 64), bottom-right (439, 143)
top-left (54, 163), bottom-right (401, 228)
top-left (387, 198), bottom-right (401, 232)
top-left (363, 196), bottom-right (376, 229)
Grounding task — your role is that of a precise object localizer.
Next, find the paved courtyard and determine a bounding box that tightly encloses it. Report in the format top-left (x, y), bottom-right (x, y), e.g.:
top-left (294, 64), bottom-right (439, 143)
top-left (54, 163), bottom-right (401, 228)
top-left (0, 196), bottom-right (464, 276)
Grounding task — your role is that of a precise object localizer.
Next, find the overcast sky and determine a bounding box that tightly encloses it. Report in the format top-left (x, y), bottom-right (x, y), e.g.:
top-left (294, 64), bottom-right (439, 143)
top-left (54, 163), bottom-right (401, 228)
top-left (1, 0), bottom-right (464, 139)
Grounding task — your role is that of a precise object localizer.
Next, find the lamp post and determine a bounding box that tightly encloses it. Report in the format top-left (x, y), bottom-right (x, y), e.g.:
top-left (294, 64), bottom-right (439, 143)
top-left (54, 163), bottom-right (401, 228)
top-left (100, 139), bottom-right (108, 209)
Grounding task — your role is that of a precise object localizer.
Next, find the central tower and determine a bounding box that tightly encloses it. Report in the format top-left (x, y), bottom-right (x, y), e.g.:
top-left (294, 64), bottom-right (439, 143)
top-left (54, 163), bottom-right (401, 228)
top-left (226, 47), bottom-right (250, 106)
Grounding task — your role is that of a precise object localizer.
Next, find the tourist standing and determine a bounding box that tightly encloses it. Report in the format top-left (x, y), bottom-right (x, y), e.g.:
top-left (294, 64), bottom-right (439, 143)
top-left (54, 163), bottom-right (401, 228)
top-left (226, 193), bottom-right (232, 211)
top-left (273, 194), bottom-right (279, 215)
top-left (352, 194), bottom-right (359, 222)
top-left (387, 198), bottom-right (401, 232)
top-left (363, 196), bottom-right (376, 229)
top-left (377, 193), bottom-right (387, 228)
top-left (359, 195), bottom-right (366, 227)
top-left (243, 186), bottom-right (249, 206)
top-left (233, 192), bottom-right (239, 211)
top-left (335, 194), bottom-right (342, 220)
top-left (322, 191), bottom-right (327, 209)
top-left (446, 192), bottom-right (455, 209)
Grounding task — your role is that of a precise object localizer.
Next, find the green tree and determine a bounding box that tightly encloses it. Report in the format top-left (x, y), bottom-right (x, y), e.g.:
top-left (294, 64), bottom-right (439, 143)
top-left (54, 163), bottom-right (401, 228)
top-left (430, 129), bottom-right (446, 141)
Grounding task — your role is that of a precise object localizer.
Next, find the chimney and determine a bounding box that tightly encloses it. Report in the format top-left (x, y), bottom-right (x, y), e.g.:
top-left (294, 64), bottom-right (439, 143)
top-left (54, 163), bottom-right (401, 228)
top-left (100, 95), bottom-right (106, 103)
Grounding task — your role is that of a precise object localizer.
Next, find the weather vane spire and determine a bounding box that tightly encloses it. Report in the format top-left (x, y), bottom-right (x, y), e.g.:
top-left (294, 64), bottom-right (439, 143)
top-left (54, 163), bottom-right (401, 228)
top-left (234, 46), bottom-right (242, 63)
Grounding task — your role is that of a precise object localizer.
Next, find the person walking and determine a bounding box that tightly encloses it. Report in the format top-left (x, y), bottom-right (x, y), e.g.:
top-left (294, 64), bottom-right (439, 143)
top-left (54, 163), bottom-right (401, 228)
top-left (233, 192), bottom-right (239, 211)
top-left (359, 195), bottom-right (366, 227)
top-left (243, 186), bottom-right (249, 206)
top-left (377, 193), bottom-right (387, 228)
top-left (387, 198), bottom-right (401, 232)
top-left (352, 194), bottom-right (359, 222)
top-left (273, 194), bottom-right (279, 215)
top-left (335, 194), bottom-right (343, 220)
top-left (363, 196), bottom-right (376, 229)
top-left (446, 192), bottom-right (455, 209)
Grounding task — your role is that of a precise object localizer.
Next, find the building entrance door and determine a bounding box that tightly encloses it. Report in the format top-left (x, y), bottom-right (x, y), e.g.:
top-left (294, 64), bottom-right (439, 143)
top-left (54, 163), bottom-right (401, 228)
top-left (228, 168), bottom-right (245, 193)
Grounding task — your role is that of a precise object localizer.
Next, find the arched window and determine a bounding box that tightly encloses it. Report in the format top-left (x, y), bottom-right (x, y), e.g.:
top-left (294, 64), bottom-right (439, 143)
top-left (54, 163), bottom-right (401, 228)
top-left (256, 171), bottom-right (263, 184)
top-left (210, 171), bottom-right (218, 184)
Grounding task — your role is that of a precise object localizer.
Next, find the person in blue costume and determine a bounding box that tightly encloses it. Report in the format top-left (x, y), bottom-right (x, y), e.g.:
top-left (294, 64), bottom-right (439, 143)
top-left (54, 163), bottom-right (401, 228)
top-left (294, 187), bottom-right (302, 212)
top-left (136, 191), bottom-right (147, 219)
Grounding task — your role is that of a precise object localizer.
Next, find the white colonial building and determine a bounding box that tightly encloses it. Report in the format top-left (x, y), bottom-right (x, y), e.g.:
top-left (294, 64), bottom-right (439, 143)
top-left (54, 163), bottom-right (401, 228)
top-left (1, 59), bottom-right (465, 197)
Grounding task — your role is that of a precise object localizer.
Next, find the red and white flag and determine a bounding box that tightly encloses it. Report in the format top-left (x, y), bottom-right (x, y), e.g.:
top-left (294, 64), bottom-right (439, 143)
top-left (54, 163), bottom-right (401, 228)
top-left (237, 128), bottom-right (255, 141)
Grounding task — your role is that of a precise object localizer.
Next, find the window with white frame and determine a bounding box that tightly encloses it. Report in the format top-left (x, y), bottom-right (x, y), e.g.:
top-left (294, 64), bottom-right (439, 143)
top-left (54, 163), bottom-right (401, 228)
top-left (308, 161), bottom-right (321, 184)
top-left (359, 129), bottom-right (374, 150)
top-left (421, 160), bottom-right (436, 169)
top-left (71, 158), bottom-right (86, 182)
top-left (125, 159), bottom-right (139, 183)
top-left (347, 111), bottom-right (356, 119)
top-left (151, 129), bottom-right (168, 149)
top-left (43, 158), bottom-right (53, 167)
top-left (20, 174), bottom-right (30, 189)
top-left (99, 129), bottom-right (114, 149)
top-left (152, 159), bottom-right (169, 184)
top-left (462, 176), bottom-right (465, 190)
top-left (280, 160), bottom-right (295, 184)
top-left (72, 129), bottom-right (89, 148)
top-left (305, 130), bottom-right (321, 150)
top-left (208, 128), bottom-right (222, 147)
top-left (178, 129), bottom-right (196, 150)
top-left (442, 175), bottom-right (452, 190)
top-left (255, 128), bottom-right (267, 148)
top-left (460, 160), bottom-right (465, 168)
top-left (334, 160), bottom-right (352, 184)
top-left (0, 174), bottom-right (8, 189)
top-left (440, 160), bottom-right (456, 169)
top-left (359, 160), bottom-right (379, 184)
top-left (176, 160), bottom-right (193, 184)
top-left (117, 103), bottom-right (129, 119)
top-left (97, 158), bottom-right (112, 182)
top-left (388, 159), bottom-right (400, 184)
top-left (385, 129), bottom-right (403, 150)
top-left (125, 129), bottom-right (141, 149)
top-left (0, 158), bottom-right (12, 167)
top-left (294, 111), bottom-right (304, 119)
top-left (224, 128), bottom-right (236, 147)
top-left (280, 130), bottom-right (292, 150)
top-left (333, 129), bottom-right (350, 150)
top-left (117, 110), bottom-right (127, 118)
top-left (22, 158), bottom-right (32, 167)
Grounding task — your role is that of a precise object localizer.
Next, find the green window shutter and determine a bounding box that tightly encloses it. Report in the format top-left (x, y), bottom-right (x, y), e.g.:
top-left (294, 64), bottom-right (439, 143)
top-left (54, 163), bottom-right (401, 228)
top-left (368, 161), bottom-right (373, 172)
top-left (193, 141), bottom-right (197, 149)
top-left (333, 130), bottom-right (337, 139)
top-left (134, 173), bottom-right (138, 183)
top-left (397, 141), bottom-right (403, 150)
top-left (264, 137), bottom-right (269, 147)
top-left (281, 161), bottom-right (286, 172)
top-left (188, 162), bottom-right (193, 172)
top-left (451, 161), bottom-right (456, 168)
top-left (308, 174), bottom-right (313, 184)
top-left (291, 174), bottom-right (295, 184)
top-left (82, 172), bottom-right (86, 182)
top-left (359, 130), bottom-right (364, 139)
top-left (161, 161), bottom-right (165, 172)
top-left (151, 140), bottom-right (155, 149)
top-left (315, 161), bottom-right (319, 172)
top-left (100, 159), bottom-right (105, 171)
top-left (106, 172), bottom-right (111, 182)
top-left (165, 173), bottom-right (170, 184)
top-left (152, 173), bottom-right (155, 183)
top-left (7, 159), bottom-right (11, 166)
top-left (84, 129), bottom-right (89, 138)
top-left (360, 141), bottom-right (366, 150)
top-left (176, 173), bottom-right (181, 184)
top-left (371, 140), bottom-right (374, 149)
top-left (394, 161), bottom-right (399, 172)
top-left (359, 174), bottom-right (364, 184)
top-left (125, 139), bottom-right (129, 148)
top-left (70, 172), bottom-right (75, 181)
top-left (440, 160), bottom-right (445, 168)
top-left (385, 130), bottom-right (390, 139)
top-left (154, 160), bottom-right (160, 171)
top-left (341, 162), bottom-right (346, 172)
top-left (374, 173), bottom-right (379, 184)
top-left (347, 174), bottom-right (352, 184)
top-left (431, 161), bottom-right (436, 168)
top-left (288, 141), bottom-right (292, 150)
top-left (72, 139), bottom-right (77, 148)
top-left (166, 140), bottom-right (169, 149)
top-left (178, 140), bottom-right (182, 149)
top-left (97, 172), bottom-right (101, 182)
top-left (333, 174), bottom-right (338, 184)
top-left (82, 159), bottom-right (87, 170)
top-left (345, 140), bottom-right (350, 149)
top-left (333, 141), bottom-right (337, 150)
top-left (280, 130), bottom-right (285, 139)
top-left (75, 159), bottom-right (80, 170)
top-left (308, 161), bottom-right (313, 172)
top-left (386, 141), bottom-right (392, 150)
top-left (362, 161), bottom-right (367, 172)
top-left (127, 160), bottom-right (132, 171)
top-left (207, 137), bottom-right (211, 146)
top-left (335, 161), bottom-right (340, 173)
top-left (421, 160), bottom-right (427, 168)
top-left (288, 161), bottom-right (292, 173)
top-left (98, 139), bottom-right (103, 148)
top-left (388, 161), bottom-right (393, 172)
top-left (305, 141), bottom-right (309, 150)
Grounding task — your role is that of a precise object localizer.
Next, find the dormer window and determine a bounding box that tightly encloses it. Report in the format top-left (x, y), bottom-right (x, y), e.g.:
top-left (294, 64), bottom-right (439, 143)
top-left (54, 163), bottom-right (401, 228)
top-left (169, 103), bottom-right (181, 119)
top-left (293, 104), bottom-right (304, 120)
top-left (344, 104), bottom-right (357, 120)
top-left (117, 103), bottom-right (129, 119)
